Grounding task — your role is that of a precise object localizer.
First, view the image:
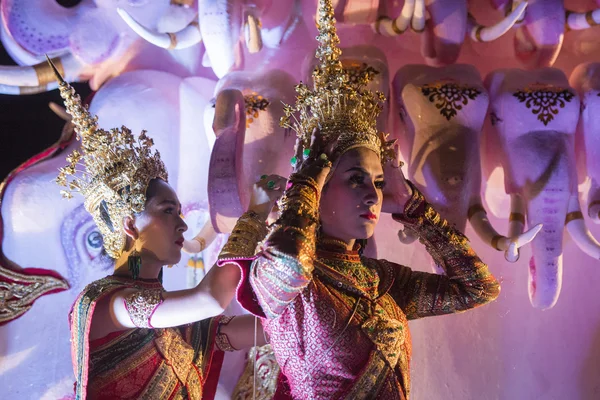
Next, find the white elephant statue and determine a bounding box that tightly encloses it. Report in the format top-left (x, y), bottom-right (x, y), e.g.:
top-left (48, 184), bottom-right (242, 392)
top-left (0, 68), bottom-right (229, 398)
top-left (484, 67), bottom-right (600, 309)
top-left (0, 0), bottom-right (212, 94)
top-left (118, 0), bottom-right (305, 78)
top-left (570, 62), bottom-right (600, 225)
top-left (206, 69), bottom-right (297, 233)
top-left (392, 63), bottom-right (541, 269)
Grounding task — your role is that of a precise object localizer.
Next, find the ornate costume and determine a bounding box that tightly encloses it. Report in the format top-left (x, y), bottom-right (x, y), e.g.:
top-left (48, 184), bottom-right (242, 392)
top-left (70, 276), bottom-right (229, 400)
top-left (47, 60), bottom-right (239, 399)
top-left (217, 1), bottom-right (501, 398)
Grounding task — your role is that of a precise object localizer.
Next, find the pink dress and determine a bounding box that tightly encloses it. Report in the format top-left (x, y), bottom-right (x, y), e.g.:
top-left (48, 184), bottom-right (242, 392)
top-left (221, 184), bottom-right (500, 399)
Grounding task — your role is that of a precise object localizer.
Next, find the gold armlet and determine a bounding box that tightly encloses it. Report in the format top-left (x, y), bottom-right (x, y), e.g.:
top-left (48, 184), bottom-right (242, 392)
top-left (123, 288), bottom-right (164, 329)
top-left (215, 315), bottom-right (238, 352)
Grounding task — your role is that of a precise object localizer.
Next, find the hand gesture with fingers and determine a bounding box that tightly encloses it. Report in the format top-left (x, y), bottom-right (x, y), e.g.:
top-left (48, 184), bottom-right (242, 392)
top-left (290, 128), bottom-right (336, 191)
top-left (248, 174), bottom-right (287, 220)
top-left (382, 144), bottom-right (412, 215)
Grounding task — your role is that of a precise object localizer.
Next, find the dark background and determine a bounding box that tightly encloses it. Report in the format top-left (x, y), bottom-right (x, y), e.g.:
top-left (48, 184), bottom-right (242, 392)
top-left (0, 45), bottom-right (91, 181)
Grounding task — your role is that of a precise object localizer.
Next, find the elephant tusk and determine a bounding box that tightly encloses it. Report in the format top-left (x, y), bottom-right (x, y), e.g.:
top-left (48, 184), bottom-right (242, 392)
top-left (0, 53), bottom-right (83, 88)
top-left (565, 196), bottom-right (600, 259)
top-left (468, 1), bottom-right (527, 42)
top-left (244, 12), bottom-right (263, 54)
top-left (48, 102), bottom-right (71, 121)
top-left (372, 0), bottom-right (415, 36)
top-left (467, 200), bottom-right (541, 262)
top-left (588, 200), bottom-right (600, 223)
top-left (565, 9), bottom-right (600, 31)
top-left (0, 82), bottom-right (59, 95)
top-left (397, 227), bottom-right (418, 244)
top-left (117, 7), bottom-right (201, 50)
top-left (504, 0), bottom-right (526, 25)
top-left (411, 0), bottom-right (426, 33)
top-left (503, 224), bottom-right (543, 263)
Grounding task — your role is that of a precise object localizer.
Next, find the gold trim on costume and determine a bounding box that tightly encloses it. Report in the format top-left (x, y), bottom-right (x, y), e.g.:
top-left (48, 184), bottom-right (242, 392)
top-left (0, 267), bottom-right (69, 323)
top-left (124, 288), bottom-right (164, 328)
top-left (232, 345), bottom-right (280, 400)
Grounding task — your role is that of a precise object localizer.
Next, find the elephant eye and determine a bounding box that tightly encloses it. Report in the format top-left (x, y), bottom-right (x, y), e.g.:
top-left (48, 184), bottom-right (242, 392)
top-left (87, 231), bottom-right (103, 250)
top-left (56, 0), bottom-right (82, 8)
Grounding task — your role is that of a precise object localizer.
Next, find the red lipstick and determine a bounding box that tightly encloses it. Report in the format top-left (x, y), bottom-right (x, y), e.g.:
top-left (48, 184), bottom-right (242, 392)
top-left (360, 212), bottom-right (377, 221)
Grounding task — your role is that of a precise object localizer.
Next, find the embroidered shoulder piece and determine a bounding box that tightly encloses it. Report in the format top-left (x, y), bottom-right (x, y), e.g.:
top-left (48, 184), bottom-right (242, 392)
top-left (123, 288), bottom-right (164, 328)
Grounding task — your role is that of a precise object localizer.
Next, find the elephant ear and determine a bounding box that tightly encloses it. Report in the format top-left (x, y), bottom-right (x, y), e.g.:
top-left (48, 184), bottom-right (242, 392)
top-left (0, 0), bottom-right (76, 58)
top-left (69, 8), bottom-right (122, 65)
top-left (208, 89), bottom-right (248, 233)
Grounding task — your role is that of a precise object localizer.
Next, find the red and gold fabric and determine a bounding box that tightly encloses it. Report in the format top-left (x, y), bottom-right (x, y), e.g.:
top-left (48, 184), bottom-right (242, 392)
top-left (70, 275), bottom-right (226, 400)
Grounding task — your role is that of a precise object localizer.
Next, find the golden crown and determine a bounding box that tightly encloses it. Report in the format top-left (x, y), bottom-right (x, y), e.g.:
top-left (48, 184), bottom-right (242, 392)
top-left (280, 0), bottom-right (395, 163)
top-left (49, 57), bottom-right (168, 259)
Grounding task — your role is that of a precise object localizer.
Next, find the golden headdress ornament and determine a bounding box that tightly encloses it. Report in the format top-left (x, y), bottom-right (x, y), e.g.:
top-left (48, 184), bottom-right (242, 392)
top-left (48, 56), bottom-right (168, 259)
top-left (280, 0), bottom-right (395, 163)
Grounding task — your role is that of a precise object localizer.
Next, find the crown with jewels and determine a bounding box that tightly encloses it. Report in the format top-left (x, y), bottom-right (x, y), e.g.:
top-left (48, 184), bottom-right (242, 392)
top-left (48, 57), bottom-right (168, 259)
top-left (280, 0), bottom-right (396, 163)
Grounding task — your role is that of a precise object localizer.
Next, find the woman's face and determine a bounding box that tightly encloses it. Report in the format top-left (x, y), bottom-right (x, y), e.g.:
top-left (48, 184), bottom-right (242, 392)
top-left (320, 147), bottom-right (385, 242)
top-left (133, 179), bottom-right (188, 265)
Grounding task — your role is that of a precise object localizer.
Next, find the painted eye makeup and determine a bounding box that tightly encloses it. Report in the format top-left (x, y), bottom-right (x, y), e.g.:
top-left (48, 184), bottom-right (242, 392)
top-left (349, 175), bottom-right (365, 185)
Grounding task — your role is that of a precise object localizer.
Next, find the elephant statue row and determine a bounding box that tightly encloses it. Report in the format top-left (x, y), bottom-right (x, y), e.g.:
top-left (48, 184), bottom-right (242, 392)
top-left (3, 0), bottom-right (600, 97)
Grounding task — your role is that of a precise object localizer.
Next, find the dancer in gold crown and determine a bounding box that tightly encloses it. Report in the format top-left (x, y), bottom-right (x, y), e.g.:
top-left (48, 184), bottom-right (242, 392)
top-left (217, 1), bottom-right (501, 398)
top-left (48, 57), bottom-right (284, 399)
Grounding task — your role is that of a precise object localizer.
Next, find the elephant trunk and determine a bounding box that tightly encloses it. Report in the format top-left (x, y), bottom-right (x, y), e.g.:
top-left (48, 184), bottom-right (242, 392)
top-left (526, 188), bottom-right (568, 310)
top-left (199, 0), bottom-right (241, 78)
top-left (421, 0), bottom-right (467, 66)
top-left (513, 0), bottom-right (565, 69)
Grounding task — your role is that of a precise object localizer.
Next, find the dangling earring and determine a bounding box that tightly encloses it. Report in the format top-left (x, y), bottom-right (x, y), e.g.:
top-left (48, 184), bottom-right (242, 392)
top-left (357, 239), bottom-right (367, 256)
top-left (128, 242), bottom-right (142, 280)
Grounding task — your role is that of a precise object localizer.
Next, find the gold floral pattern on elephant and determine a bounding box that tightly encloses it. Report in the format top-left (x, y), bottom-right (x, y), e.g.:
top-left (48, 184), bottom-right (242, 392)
top-left (361, 315), bottom-right (405, 368)
top-left (232, 344), bottom-right (280, 400)
top-left (244, 93), bottom-right (270, 128)
top-left (512, 85), bottom-right (575, 126)
top-left (342, 62), bottom-right (380, 86)
top-left (420, 82), bottom-right (482, 121)
top-left (0, 267), bottom-right (69, 324)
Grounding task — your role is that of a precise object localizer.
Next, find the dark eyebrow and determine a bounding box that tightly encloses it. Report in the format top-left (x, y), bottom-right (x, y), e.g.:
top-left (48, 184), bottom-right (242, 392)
top-left (158, 199), bottom-right (181, 209)
top-left (344, 167), bottom-right (384, 179)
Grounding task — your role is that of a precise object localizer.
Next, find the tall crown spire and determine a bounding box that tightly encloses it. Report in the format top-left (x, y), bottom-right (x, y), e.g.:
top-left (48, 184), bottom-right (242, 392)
top-left (280, 0), bottom-right (395, 163)
top-left (48, 56), bottom-right (168, 258)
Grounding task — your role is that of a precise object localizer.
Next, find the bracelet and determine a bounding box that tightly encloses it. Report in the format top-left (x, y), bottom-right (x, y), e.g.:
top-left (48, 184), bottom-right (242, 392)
top-left (123, 288), bottom-right (164, 329)
top-left (215, 315), bottom-right (238, 352)
top-left (218, 211), bottom-right (267, 261)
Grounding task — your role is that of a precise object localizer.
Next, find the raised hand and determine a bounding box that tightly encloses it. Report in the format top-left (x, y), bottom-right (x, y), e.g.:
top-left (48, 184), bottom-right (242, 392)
top-left (381, 145), bottom-right (412, 215)
top-left (248, 174), bottom-right (287, 220)
top-left (290, 128), bottom-right (335, 191)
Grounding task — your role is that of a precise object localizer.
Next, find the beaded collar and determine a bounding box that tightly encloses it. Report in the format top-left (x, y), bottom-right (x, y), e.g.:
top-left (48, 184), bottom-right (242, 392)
top-left (315, 241), bottom-right (380, 299)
